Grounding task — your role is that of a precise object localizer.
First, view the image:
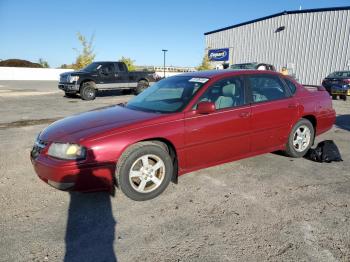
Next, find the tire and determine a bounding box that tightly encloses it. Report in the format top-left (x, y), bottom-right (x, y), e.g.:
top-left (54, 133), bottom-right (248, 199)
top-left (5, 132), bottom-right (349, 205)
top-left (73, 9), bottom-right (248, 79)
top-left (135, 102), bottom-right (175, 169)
top-left (80, 82), bottom-right (97, 100)
top-left (64, 92), bottom-right (77, 98)
top-left (285, 119), bottom-right (315, 158)
top-left (134, 80), bottom-right (149, 95)
top-left (116, 141), bottom-right (173, 201)
top-left (341, 95), bottom-right (347, 101)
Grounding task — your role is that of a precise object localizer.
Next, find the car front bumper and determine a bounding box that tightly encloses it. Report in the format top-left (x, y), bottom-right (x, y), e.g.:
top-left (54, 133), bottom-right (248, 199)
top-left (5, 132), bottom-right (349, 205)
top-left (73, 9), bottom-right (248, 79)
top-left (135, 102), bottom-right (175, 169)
top-left (58, 82), bottom-right (79, 92)
top-left (31, 154), bottom-right (115, 192)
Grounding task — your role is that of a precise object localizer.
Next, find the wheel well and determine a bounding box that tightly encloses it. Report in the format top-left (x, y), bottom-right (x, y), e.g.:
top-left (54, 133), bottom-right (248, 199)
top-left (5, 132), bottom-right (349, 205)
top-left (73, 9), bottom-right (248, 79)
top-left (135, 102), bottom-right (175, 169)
top-left (79, 79), bottom-right (95, 91)
top-left (141, 138), bottom-right (178, 184)
top-left (138, 78), bottom-right (149, 83)
top-left (302, 115), bottom-right (317, 145)
top-left (302, 115), bottom-right (317, 130)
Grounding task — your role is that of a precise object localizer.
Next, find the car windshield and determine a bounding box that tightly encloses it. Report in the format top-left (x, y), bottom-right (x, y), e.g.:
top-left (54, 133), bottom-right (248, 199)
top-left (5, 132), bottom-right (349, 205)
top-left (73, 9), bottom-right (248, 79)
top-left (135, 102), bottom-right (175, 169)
top-left (82, 62), bottom-right (102, 72)
top-left (126, 76), bottom-right (208, 113)
top-left (328, 71), bottom-right (350, 78)
top-left (230, 63), bottom-right (258, 70)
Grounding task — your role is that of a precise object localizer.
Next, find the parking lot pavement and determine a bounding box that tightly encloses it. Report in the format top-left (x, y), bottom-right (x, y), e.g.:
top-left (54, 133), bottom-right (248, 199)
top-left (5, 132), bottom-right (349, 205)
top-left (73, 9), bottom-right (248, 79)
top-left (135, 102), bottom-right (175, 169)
top-left (0, 81), bottom-right (134, 125)
top-left (0, 81), bottom-right (349, 261)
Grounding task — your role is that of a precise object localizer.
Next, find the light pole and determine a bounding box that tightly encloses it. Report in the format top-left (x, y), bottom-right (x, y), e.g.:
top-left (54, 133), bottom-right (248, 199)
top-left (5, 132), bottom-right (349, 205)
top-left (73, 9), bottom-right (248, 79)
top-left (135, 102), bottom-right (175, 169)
top-left (162, 49), bottom-right (168, 78)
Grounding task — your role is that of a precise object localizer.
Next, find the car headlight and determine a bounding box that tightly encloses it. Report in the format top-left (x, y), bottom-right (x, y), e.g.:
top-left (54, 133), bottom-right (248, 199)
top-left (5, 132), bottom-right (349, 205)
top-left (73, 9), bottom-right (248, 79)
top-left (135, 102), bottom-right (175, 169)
top-left (69, 75), bottom-right (79, 83)
top-left (47, 143), bottom-right (86, 160)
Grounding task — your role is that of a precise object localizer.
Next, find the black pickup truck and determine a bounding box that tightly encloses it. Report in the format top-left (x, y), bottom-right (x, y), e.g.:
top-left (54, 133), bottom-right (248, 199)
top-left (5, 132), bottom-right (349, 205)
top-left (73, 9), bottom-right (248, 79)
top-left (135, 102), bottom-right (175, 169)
top-left (58, 61), bottom-right (158, 100)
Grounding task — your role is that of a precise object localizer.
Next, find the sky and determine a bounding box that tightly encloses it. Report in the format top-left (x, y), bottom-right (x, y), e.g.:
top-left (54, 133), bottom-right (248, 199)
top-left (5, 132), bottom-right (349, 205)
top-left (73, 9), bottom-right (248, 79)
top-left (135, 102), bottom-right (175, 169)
top-left (0, 0), bottom-right (348, 68)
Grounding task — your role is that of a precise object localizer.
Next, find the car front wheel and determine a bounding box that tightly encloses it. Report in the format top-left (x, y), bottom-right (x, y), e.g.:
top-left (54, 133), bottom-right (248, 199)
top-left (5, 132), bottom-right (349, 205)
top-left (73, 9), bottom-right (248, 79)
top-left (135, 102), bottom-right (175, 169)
top-left (80, 82), bottom-right (97, 100)
top-left (116, 142), bottom-right (173, 201)
top-left (285, 119), bottom-right (314, 158)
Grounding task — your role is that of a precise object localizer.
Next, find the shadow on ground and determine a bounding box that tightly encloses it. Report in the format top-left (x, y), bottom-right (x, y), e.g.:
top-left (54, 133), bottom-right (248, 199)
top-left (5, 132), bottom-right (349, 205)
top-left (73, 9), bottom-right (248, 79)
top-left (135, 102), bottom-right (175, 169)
top-left (64, 89), bottom-right (133, 99)
top-left (64, 192), bottom-right (117, 262)
top-left (98, 89), bottom-right (133, 97)
top-left (335, 114), bottom-right (350, 131)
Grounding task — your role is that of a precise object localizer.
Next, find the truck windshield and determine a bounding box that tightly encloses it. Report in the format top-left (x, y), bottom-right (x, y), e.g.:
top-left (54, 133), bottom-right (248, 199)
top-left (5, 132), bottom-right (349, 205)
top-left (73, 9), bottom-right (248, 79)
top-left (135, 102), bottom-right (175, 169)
top-left (82, 62), bottom-right (102, 72)
top-left (126, 76), bottom-right (208, 113)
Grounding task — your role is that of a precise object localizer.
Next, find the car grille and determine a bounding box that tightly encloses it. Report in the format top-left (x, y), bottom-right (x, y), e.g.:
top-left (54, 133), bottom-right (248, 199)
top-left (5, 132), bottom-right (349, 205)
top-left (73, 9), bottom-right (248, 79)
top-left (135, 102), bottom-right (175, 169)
top-left (31, 139), bottom-right (48, 159)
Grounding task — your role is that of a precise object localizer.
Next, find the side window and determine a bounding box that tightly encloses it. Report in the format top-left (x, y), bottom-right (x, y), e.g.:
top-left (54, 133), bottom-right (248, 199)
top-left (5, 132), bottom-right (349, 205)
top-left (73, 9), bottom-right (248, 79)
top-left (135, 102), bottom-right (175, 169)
top-left (247, 75), bottom-right (287, 102)
top-left (284, 78), bottom-right (297, 94)
top-left (197, 77), bottom-right (245, 110)
top-left (117, 63), bottom-right (127, 72)
top-left (101, 63), bottom-right (114, 75)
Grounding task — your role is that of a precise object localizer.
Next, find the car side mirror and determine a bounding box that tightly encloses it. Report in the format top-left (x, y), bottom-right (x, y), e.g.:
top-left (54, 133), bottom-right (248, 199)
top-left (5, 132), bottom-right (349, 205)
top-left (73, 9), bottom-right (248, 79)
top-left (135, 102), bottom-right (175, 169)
top-left (196, 101), bottom-right (216, 114)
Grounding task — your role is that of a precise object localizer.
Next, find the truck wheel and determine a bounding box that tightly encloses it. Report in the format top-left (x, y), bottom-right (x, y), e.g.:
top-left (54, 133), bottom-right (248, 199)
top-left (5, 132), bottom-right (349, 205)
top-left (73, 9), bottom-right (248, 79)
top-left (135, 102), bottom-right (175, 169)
top-left (285, 119), bottom-right (314, 158)
top-left (80, 82), bottom-right (96, 100)
top-left (341, 95), bottom-right (347, 101)
top-left (134, 80), bottom-right (149, 95)
top-left (331, 95), bottom-right (337, 100)
top-left (116, 141), bottom-right (173, 201)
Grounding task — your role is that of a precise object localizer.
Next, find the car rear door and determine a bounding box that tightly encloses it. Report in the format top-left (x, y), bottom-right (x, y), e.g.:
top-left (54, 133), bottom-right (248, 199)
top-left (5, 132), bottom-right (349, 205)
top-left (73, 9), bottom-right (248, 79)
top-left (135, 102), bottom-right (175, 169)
top-left (183, 76), bottom-right (251, 170)
top-left (245, 74), bottom-right (299, 152)
top-left (115, 62), bottom-right (131, 87)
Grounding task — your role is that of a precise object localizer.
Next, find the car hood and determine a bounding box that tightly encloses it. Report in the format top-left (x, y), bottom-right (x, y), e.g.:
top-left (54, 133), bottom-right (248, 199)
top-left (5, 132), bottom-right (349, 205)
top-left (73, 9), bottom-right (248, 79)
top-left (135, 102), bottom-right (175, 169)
top-left (60, 70), bottom-right (89, 77)
top-left (39, 105), bottom-right (160, 142)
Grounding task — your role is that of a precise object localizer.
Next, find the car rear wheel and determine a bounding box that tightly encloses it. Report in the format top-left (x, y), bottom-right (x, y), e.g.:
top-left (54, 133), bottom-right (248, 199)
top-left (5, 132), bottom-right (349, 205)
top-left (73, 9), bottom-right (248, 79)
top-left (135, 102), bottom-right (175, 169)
top-left (285, 119), bottom-right (314, 158)
top-left (341, 95), bottom-right (347, 101)
top-left (134, 80), bottom-right (149, 95)
top-left (80, 82), bottom-right (97, 100)
top-left (116, 141), bottom-right (173, 201)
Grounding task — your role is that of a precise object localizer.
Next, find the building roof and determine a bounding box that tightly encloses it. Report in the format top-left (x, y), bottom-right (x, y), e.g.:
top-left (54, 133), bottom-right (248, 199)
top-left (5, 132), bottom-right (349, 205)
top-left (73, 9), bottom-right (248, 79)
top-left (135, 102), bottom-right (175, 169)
top-left (178, 69), bottom-right (281, 79)
top-left (204, 6), bottom-right (350, 35)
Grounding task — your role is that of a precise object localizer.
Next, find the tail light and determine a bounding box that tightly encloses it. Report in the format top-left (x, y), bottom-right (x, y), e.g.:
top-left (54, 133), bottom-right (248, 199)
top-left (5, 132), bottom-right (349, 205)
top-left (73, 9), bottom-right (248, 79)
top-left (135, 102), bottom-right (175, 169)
top-left (343, 79), bottom-right (350, 84)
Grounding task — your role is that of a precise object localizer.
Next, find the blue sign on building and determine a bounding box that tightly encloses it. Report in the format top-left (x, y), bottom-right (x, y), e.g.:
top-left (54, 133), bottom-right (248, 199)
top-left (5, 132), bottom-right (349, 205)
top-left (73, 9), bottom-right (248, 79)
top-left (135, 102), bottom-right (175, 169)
top-left (208, 48), bottom-right (229, 61)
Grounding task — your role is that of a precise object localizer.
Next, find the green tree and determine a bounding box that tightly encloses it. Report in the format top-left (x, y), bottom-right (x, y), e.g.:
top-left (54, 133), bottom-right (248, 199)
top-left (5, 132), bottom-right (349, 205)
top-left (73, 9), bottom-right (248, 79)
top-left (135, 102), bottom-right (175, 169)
top-left (73, 32), bottom-right (96, 70)
top-left (196, 53), bottom-right (212, 71)
top-left (118, 56), bottom-right (136, 71)
top-left (38, 58), bottom-right (50, 68)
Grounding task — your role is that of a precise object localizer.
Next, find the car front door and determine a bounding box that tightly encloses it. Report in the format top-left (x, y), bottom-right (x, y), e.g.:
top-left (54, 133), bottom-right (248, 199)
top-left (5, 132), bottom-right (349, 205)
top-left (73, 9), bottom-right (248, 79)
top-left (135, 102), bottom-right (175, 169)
top-left (245, 74), bottom-right (299, 152)
top-left (97, 63), bottom-right (117, 88)
top-left (183, 76), bottom-right (251, 170)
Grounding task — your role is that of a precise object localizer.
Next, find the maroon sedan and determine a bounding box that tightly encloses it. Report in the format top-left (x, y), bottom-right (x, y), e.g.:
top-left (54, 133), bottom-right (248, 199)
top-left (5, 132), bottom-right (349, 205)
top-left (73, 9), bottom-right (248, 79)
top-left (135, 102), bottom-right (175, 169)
top-left (31, 70), bottom-right (335, 201)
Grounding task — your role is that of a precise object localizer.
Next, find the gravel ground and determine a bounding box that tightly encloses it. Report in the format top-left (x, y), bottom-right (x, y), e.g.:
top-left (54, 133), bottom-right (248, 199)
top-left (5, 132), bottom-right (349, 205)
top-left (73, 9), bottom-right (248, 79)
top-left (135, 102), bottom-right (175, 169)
top-left (0, 81), bottom-right (349, 262)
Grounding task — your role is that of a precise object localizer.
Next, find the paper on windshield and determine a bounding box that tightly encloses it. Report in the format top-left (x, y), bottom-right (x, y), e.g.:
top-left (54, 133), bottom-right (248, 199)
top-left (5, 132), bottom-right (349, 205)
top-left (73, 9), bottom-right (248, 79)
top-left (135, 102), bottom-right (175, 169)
top-left (189, 78), bottom-right (209, 83)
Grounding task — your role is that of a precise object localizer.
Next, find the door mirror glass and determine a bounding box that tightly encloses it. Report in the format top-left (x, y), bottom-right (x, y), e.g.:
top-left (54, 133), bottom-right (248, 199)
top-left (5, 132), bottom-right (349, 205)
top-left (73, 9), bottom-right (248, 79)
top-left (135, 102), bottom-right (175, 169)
top-left (197, 101), bottom-right (216, 114)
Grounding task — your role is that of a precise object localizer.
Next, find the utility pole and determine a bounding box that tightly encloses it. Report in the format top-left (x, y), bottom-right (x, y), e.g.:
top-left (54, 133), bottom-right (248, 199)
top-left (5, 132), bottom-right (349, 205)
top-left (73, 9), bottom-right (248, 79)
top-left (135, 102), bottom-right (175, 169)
top-left (162, 49), bottom-right (168, 78)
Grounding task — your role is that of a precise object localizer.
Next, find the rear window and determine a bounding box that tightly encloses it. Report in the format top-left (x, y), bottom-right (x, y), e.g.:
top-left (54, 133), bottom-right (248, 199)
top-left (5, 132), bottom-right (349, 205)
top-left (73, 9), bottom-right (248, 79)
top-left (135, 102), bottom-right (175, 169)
top-left (284, 78), bottom-right (297, 94)
top-left (117, 63), bottom-right (127, 72)
top-left (247, 75), bottom-right (288, 102)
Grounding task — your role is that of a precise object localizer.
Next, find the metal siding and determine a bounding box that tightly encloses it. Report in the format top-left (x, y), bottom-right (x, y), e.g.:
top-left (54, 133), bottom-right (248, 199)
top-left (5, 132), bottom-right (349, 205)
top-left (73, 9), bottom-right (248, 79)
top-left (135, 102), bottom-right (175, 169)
top-left (205, 10), bottom-right (350, 84)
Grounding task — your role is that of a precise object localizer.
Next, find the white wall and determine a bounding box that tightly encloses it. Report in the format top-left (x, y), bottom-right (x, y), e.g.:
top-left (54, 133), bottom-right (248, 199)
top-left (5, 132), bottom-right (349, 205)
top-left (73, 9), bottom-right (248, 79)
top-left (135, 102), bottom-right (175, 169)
top-left (154, 71), bottom-right (186, 78)
top-left (0, 67), bottom-right (74, 81)
top-left (0, 67), bottom-right (189, 81)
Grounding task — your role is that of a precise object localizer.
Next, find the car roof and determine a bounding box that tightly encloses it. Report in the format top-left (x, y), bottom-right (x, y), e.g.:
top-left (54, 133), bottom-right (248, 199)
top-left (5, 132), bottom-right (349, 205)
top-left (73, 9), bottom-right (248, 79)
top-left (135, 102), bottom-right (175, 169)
top-left (331, 70), bottom-right (350, 73)
top-left (176, 69), bottom-right (281, 79)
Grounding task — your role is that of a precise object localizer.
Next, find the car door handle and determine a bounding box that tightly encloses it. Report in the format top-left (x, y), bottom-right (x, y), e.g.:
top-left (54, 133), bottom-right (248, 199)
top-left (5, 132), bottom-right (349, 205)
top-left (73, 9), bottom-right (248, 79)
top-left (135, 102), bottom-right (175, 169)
top-left (288, 104), bottom-right (297, 108)
top-left (239, 112), bottom-right (250, 118)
